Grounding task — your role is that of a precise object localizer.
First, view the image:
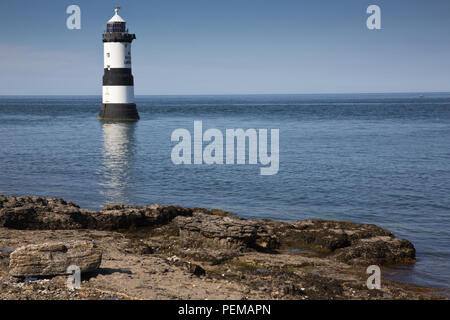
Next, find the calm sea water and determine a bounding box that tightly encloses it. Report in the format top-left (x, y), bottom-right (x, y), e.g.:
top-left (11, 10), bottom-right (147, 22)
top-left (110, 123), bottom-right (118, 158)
top-left (0, 94), bottom-right (449, 291)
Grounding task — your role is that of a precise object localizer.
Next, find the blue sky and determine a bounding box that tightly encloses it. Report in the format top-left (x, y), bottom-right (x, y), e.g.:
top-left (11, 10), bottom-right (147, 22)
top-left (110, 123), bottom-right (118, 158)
top-left (0, 0), bottom-right (449, 95)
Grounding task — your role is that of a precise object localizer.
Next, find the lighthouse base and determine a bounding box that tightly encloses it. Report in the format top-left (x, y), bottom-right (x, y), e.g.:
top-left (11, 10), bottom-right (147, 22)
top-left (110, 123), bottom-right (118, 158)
top-left (98, 103), bottom-right (140, 121)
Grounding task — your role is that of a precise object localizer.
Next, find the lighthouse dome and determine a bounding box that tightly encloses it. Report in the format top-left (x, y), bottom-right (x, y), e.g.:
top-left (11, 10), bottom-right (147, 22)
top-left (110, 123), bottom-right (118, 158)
top-left (106, 7), bottom-right (126, 32)
top-left (108, 11), bottom-right (125, 23)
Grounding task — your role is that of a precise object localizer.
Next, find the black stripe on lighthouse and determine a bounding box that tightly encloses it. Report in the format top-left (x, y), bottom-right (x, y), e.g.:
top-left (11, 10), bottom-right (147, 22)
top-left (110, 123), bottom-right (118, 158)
top-left (99, 103), bottom-right (139, 121)
top-left (103, 68), bottom-right (134, 86)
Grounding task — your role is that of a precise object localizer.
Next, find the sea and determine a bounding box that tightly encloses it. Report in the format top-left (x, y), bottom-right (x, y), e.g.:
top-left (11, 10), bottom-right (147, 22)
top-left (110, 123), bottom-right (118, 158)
top-left (0, 93), bottom-right (449, 291)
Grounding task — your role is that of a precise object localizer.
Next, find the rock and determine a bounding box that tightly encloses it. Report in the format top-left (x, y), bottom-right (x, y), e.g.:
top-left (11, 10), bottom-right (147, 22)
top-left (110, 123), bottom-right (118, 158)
top-left (9, 241), bottom-right (102, 277)
top-left (135, 243), bottom-right (154, 255)
top-left (166, 257), bottom-right (206, 276)
top-left (278, 219), bottom-right (416, 265)
top-left (171, 213), bottom-right (277, 264)
top-left (167, 255), bottom-right (180, 263)
top-left (0, 196), bottom-right (92, 230)
top-left (122, 240), bottom-right (154, 255)
top-left (276, 219), bottom-right (394, 253)
top-left (94, 205), bottom-right (192, 230)
top-left (0, 251), bottom-right (10, 270)
top-left (173, 212), bottom-right (259, 245)
top-left (179, 262), bottom-right (205, 277)
top-left (0, 195), bottom-right (417, 268)
top-left (247, 218), bottom-right (416, 266)
top-left (102, 204), bottom-right (132, 211)
top-left (191, 208), bottom-right (234, 217)
top-left (0, 196), bottom-right (192, 230)
top-left (333, 236), bottom-right (416, 265)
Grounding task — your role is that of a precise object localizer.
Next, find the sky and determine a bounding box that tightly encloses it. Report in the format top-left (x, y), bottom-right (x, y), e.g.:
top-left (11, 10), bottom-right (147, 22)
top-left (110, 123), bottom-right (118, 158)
top-left (0, 0), bottom-right (449, 95)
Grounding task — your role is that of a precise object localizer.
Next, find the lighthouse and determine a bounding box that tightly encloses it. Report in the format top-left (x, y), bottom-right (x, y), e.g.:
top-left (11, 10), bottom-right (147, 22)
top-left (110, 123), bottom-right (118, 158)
top-left (99, 7), bottom-right (139, 121)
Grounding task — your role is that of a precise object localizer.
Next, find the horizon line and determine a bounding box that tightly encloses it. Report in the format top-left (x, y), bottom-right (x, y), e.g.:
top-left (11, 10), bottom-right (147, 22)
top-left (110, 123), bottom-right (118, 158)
top-left (1, 91), bottom-right (450, 97)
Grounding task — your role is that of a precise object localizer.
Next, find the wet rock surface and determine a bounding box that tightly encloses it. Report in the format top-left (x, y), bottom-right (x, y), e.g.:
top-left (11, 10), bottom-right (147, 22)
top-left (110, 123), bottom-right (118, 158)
top-left (0, 195), bottom-right (447, 300)
top-left (260, 219), bottom-right (416, 265)
top-left (0, 196), bottom-right (192, 230)
top-left (333, 236), bottom-right (416, 265)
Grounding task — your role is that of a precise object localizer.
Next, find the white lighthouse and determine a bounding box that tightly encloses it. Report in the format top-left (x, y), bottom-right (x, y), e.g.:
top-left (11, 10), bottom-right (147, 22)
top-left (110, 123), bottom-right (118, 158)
top-left (99, 7), bottom-right (139, 121)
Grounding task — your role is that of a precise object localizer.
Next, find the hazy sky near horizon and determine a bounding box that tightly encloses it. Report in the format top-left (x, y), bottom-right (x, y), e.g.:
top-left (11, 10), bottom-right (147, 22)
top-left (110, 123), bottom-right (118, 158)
top-left (0, 0), bottom-right (449, 95)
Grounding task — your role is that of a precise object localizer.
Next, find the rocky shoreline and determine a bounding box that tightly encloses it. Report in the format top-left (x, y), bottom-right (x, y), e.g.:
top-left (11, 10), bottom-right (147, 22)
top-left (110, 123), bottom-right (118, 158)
top-left (0, 195), bottom-right (446, 300)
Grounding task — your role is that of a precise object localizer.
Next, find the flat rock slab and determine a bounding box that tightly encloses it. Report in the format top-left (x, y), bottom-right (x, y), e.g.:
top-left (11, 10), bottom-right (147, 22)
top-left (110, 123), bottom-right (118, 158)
top-left (9, 240), bottom-right (102, 277)
top-left (174, 213), bottom-right (259, 243)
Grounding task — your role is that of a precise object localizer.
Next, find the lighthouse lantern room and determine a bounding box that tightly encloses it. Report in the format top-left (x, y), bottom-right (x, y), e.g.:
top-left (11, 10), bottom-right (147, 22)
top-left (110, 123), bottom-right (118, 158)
top-left (99, 7), bottom-right (139, 121)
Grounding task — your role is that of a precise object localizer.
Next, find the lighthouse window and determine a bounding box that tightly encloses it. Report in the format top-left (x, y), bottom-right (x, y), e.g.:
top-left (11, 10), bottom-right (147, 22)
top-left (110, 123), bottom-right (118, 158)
top-left (107, 22), bottom-right (126, 32)
top-left (106, 53), bottom-right (110, 57)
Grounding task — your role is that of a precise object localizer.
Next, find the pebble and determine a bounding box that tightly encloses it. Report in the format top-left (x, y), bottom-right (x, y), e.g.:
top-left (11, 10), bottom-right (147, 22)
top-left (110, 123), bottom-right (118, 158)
top-left (167, 255), bottom-right (180, 262)
top-left (258, 287), bottom-right (267, 291)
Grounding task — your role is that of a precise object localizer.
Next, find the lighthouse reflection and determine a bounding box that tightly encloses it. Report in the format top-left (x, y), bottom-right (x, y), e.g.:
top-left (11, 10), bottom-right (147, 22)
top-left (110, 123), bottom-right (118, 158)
top-left (100, 121), bottom-right (137, 205)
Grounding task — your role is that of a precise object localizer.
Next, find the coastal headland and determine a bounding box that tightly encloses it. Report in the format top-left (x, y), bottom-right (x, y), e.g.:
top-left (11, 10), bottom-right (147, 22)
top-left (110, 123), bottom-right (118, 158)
top-left (0, 195), bottom-right (445, 300)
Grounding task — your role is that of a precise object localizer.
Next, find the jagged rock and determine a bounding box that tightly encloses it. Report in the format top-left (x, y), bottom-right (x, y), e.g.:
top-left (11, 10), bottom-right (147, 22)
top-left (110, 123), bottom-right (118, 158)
top-left (9, 241), bottom-right (102, 277)
top-left (278, 219), bottom-right (393, 253)
top-left (333, 236), bottom-right (416, 265)
top-left (172, 213), bottom-right (272, 263)
top-left (0, 196), bottom-right (192, 230)
top-left (173, 213), bottom-right (259, 245)
top-left (251, 219), bottom-right (415, 265)
top-left (94, 205), bottom-right (192, 230)
top-left (0, 194), bottom-right (435, 300)
top-left (0, 195), bottom-right (417, 267)
top-left (173, 229), bottom-right (244, 265)
top-left (0, 196), bottom-right (93, 230)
